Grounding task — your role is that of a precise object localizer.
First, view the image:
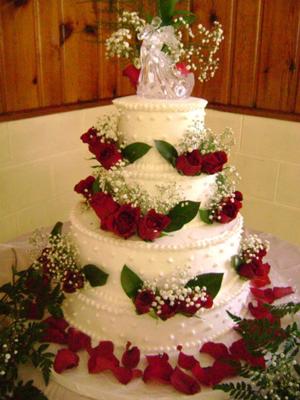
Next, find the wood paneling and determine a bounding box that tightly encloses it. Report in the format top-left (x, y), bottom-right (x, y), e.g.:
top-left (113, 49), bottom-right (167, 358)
top-left (35, 0), bottom-right (62, 107)
top-left (0, 0), bottom-right (300, 121)
top-left (1, 0), bottom-right (39, 111)
top-left (192, 0), bottom-right (236, 104)
top-left (230, 0), bottom-right (263, 107)
top-left (256, 0), bottom-right (300, 112)
top-left (60, 0), bottom-right (99, 103)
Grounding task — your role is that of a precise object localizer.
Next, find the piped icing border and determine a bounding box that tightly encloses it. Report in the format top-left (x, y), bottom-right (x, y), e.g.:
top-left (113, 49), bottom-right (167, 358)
top-left (70, 205), bottom-right (243, 251)
top-left (113, 96), bottom-right (208, 112)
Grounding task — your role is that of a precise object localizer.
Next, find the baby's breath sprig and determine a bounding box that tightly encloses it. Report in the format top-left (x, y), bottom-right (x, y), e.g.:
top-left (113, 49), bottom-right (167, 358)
top-left (95, 113), bottom-right (126, 147)
top-left (240, 234), bottom-right (270, 264)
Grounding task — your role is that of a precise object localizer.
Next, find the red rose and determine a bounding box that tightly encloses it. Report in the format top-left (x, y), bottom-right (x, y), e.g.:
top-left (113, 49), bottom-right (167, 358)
top-left (215, 196), bottom-right (242, 224)
top-left (67, 328), bottom-right (91, 353)
top-left (25, 301), bottom-right (43, 320)
top-left (90, 192), bottom-right (119, 230)
top-left (134, 289), bottom-right (155, 314)
top-left (62, 270), bottom-right (84, 293)
top-left (158, 301), bottom-right (177, 321)
top-left (175, 150), bottom-right (202, 176)
top-left (121, 342), bottom-right (140, 369)
top-left (74, 176), bottom-right (95, 198)
top-left (201, 151), bottom-right (228, 174)
top-left (123, 64), bottom-right (140, 87)
top-left (54, 348), bottom-right (79, 374)
top-left (137, 209), bottom-right (171, 241)
top-left (92, 141), bottom-right (123, 170)
top-left (234, 190), bottom-right (243, 201)
top-left (81, 127), bottom-right (98, 145)
top-left (106, 204), bottom-right (140, 239)
top-left (238, 259), bottom-right (270, 280)
top-left (176, 62), bottom-right (190, 77)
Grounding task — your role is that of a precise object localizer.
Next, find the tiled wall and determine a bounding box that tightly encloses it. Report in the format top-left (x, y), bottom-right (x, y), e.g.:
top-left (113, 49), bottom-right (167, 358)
top-left (0, 106), bottom-right (299, 245)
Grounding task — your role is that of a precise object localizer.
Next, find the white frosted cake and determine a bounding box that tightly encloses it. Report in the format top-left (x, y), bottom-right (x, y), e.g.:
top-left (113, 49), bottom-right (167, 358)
top-left (64, 95), bottom-right (247, 357)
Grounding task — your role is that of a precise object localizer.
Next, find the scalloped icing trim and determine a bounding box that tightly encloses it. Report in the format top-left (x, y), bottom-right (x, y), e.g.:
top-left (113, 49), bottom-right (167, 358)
top-left (70, 205), bottom-right (243, 251)
top-left (113, 96), bottom-right (208, 113)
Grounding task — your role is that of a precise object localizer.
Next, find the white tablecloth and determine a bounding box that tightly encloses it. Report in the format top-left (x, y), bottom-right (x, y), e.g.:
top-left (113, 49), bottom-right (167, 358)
top-left (1, 228), bottom-right (299, 400)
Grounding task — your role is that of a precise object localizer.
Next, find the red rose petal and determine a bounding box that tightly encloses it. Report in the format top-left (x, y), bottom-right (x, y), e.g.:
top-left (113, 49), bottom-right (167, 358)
top-left (177, 351), bottom-right (198, 370)
top-left (171, 367), bottom-right (201, 395)
top-left (229, 339), bottom-right (265, 368)
top-left (250, 287), bottom-right (275, 303)
top-left (251, 274), bottom-right (271, 288)
top-left (54, 348), bottom-right (79, 374)
top-left (248, 301), bottom-right (276, 321)
top-left (88, 353), bottom-right (119, 374)
top-left (67, 328), bottom-right (91, 353)
top-left (191, 363), bottom-right (213, 386)
top-left (88, 340), bottom-right (114, 357)
top-left (123, 64), bottom-right (140, 87)
top-left (143, 353), bottom-right (173, 384)
top-left (43, 316), bottom-right (69, 332)
top-left (121, 342), bottom-right (140, 369)
top-left (211, 359), bottom-right (240, 383)
top-left (200, 342), bottom-right (230, 360)
top-left (112, 366), bottom-right (133, 385)
top-left (273, 286), bottom-right (294, 299)
top-left (41, 327), bottom-right (67, 345)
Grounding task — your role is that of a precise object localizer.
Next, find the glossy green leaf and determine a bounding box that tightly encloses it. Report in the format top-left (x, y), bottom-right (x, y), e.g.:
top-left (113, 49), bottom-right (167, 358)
top-left (92, 178), bottom-right (100, 194)
top-left (231, 255), bottom-right (243, 271)
top-left (83, 264), bottom-right (109, 287)
top-left (165, 201), bottom-right (200, 232)
top-left (199, 208), bottom-right (213, 225)
top-left (50, 221), bottom-right (63, 236)
top-left (154, 140), bottom-right (178, 167)
top-left (122, 142), bottom-right (151, 163)
top-left (158, 0), bottom-right (180, 25)
top-left (121, 265), bottom-right (143, 299)
top-left (185, 273), bottom-right (224, 299)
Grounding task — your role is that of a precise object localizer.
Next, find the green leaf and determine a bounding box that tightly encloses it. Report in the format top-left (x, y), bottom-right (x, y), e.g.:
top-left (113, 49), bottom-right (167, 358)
top-left (83, 264), bottom-right (109, 287)
top-left (47, 304), bottom-right (63, 319)
top-left (154, 140), bottom-right (178, 167)
top-left (50, 221), bottom-right (63, 236)
top-left (185, 273), bottom-right (223, 299)
top-left (148, 309), bottom-right (159, 320)
top-left (122, 142), bottom-right (151, 163)
top-left (165, 201), bottom-right (200, 232)
top-left (92, 178), bottom-right (100, 194)
top-left (0, 301), bottom-right (11, 315)
top-left (294, 363), bottom-right (300, 376)
top-left (0, 282), bottom-right (14, 296)
top-left (158, 0), bottom-right (180, 25)
top-left (199, 208), bottom-right (213, 224)
top-left (231, 255), bottom-right (243, 271)
top-left (121, 265), bottom-right (143, 299)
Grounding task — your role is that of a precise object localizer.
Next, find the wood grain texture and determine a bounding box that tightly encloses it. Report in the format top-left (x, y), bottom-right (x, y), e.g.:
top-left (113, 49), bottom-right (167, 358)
top-left (256, 0), bottom-right (300, 112)
top-left (60, 0), bottom-right (99, 104)
top-left (0, 10), bottom-right (6, 113)
top-left (35, 0), bottom-right (62, 107)
top-left (230, 0), bottom-right (263, 107)
top-left (191, 0), bottom-right (236, 104)
top-left (0, 0), bottom-right (39, 111)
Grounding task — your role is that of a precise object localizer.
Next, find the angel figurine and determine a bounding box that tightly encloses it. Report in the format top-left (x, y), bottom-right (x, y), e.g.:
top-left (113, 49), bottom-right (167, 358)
top-left (137, 17), bottom-right (194, 99)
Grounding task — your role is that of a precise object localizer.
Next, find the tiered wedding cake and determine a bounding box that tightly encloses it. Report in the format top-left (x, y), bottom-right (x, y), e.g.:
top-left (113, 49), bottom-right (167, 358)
top-left (64, 94), bottom-right (247, 356)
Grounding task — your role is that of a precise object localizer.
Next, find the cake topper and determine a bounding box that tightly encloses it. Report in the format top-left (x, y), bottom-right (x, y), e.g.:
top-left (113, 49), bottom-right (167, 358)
top-left (105, 1), bottom-right (224, 99)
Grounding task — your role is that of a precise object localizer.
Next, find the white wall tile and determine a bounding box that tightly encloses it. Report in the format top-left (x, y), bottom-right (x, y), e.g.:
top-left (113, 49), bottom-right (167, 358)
top-left (276, 163), bottom-right (300, 208)
top-left (0, 214), bottom-right (18, 242)
top-left (241, 115), bottom-right (300, 163)
top-left (0, 123), bottom-right (12, 165)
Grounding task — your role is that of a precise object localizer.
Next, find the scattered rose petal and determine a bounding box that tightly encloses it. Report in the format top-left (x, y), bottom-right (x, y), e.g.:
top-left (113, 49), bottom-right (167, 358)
top-left (177, 350), bottom-right (198, 370)
top-left (67, 328), bottom-right (91, 353)
top-left (273, 286), bottom-right (294, 299)
top-left (171, 367), bottom-right (200, 395)
top-left (143, 353), bottom-right (173, 384)
top-left (121, 342), bottom-right (140, 369)
top-left (248, 301), bottom-right (277, 322)
top-left (54, 348), bottom-right (79, 374)
top-left (229, 339), bottom-right (265, 368)
top-left (200, 342), bottom-right (230, 360)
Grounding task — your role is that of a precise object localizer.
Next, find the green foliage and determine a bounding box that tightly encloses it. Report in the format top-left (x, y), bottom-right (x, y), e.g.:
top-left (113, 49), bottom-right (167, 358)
top-left (215, 382), bottom-right (258, 400)
top-left (165, 201), bottom-right (200, 232)
top-left (185, 273), bottom-right (223, 299)
top-left (12, 380), bottom-right (48, 400)
top-left (82, 264), bottom-right (109, 287)
top-left (50, 221), bottom-right (63, 236)
top-left (264, 302), bottom-right (300, 319)
top-left (92, 177), bottom-right (101, 194)
top-left (122, 142), bottom-right (152, 163)
top-left (154, 140), bottom-right (178, 167)
top-left (121, 265), bottom-right (143, 299)
top-left (199, 208), bottom-right (213, 224)
top-left (231, 254), bottom-right (243, 271)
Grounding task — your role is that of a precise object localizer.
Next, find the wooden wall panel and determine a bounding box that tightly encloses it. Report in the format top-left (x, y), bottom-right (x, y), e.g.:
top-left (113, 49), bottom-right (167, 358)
top-left (295, 72), bottom-right (300, 114)
top-left (230, 0), bottom-right (263, 107)
top-left (256, 0), bottom-right (300, 112)
top-left (35, 0), bottom-right (62, 107)
top-left (98, 0), bottom-right (117, 98)
top-left (1, 0), bottom-right (40, 111)
top-left (192, 0), bottom-right (236, 104)
top-left (0, 10), bottom-right (6, 113)
top-left (61, 0), bottom-right (99, 104)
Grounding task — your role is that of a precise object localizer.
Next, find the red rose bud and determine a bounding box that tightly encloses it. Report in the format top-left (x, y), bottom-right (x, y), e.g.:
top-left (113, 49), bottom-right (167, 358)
top-left (106, 204), bottom-right (140, 239)
top-left (176, 62), bottom-right (190, 77)
top-left (93, 141), bottom-right (122, 170)
top-left (81, 127), bottom-right (98, 145)
top-left (54, 348), bottom-right (79, 374)
top-left (143, 353), bottom-right (173, 384)
top-left (90, 192), bottom-right (119, 229)
top-left (121, 342), bottom-right (140, 369)
top-left (122, 64), bottom-right (140, 87)
top-left (175, 149), bottom-right (203, 176)
top-left (67, 328), bottom-right (91, 353)
top-left (171, 367), bottom-right (201, 395)
top-left (138, 209), bottom-right (171, 241)
top-left (62, 270), bottom-right (84, 293)
top-left (201, 151), bottom-right (228, 174)
top-left (74, 176), bottom-right (95, 198)
top-left (134, 289), bottom-right (155, 315)
top-left (234, 190), bottom-right (243, 201)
